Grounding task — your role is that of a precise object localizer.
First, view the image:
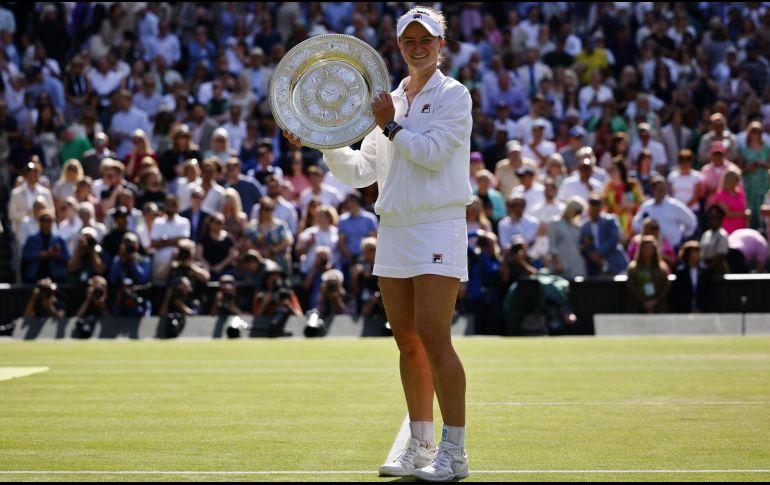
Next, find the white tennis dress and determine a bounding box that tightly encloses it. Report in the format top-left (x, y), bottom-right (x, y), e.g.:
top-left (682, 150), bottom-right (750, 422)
top-left (323, 70), bottom-right (473, 282)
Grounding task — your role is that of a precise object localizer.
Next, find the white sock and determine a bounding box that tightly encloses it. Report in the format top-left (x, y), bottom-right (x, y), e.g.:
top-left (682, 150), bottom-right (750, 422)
top-left (442, 425), bottom-right (465, 448)
top-left (409, 421), bottom-right (435, 447)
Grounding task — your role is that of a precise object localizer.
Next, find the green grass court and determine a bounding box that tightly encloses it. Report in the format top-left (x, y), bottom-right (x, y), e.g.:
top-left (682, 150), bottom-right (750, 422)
top-left (1, 337), bottom-right (769, 482)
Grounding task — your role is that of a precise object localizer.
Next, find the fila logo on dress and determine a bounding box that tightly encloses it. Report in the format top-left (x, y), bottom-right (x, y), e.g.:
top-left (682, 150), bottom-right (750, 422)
top-left (433, 253), bottom-right (443, 264)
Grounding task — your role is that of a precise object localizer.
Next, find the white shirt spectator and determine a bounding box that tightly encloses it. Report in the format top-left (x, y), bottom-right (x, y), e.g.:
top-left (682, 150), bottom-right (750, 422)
top-left (497, 214), bottom-right (540, 249)
top-left (222, 119), bottom-right (247, 153)
top-left (111, 106), bottom-right (151, 159)
top-left (511, 183), bottom-right (545, 213)
top-left (578, 84), bottom-right (613, 121)
top-left (298, 225), bottom-right (340, 274)
top-left (521, 140), bottom-right (556, 163)
top-left (446, 42), bottom-right (477, 70)
top-left (557, 173), bottom-right (604, 203)
top-left (629, 139), bottom-right (669, 173)
top-left (59, 218), bottom-right (84, 256)
top-left (132, 90), bottom-right (164, 119)
top-left (198, 182), bottom-right (226, 215)
top-left (632, 196), bottom-right (698, 247)
top-left (667, 169), bottom-right (703, 212)
top-left (145, 32), bottom-right (181, 66)
top-left (150, 213), bottom-right (191, 278)
top-left (565, 34), bottom-right (583, 57)
top-left (530, 200), bottom-right (565, 226)
top-left (299, 184), bottom-right (344, 214)
top-left (516, 115), bottom-right (554, 142)
top-left (89, 69), bottom-right (124, 98)
top-left (138, 11), bottom-right (160, 53)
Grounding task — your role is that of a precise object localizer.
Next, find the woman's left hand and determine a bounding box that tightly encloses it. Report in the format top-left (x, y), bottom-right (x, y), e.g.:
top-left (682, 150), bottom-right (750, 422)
top-left (371, 92), bottom-right (395, 130)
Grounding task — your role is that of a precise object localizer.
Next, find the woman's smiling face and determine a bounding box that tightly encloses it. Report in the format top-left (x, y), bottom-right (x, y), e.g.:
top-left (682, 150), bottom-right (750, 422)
top-left (398, 22), bottom-right (444, 72)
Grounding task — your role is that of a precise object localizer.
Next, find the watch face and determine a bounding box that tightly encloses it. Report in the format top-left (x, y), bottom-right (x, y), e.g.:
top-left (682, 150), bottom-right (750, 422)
top-left (386, 121), bottom-right (399, 131)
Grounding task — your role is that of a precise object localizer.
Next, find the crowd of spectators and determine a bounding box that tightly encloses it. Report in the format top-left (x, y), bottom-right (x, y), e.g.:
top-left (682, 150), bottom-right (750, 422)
top-left (1, 3), bottom-right (770, 333)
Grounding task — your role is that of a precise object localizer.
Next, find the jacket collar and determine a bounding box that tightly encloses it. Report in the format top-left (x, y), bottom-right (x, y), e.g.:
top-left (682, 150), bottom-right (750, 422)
top-left (394, 69), bottom-right (445, 98)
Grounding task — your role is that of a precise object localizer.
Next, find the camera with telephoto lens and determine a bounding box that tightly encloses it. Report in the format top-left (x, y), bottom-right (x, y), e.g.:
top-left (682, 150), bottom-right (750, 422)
top-left (303, 309), bottom-right (326, 338)
top-left (177, 247), bottom-right (192, 260)
top-left (164, 312), bottom-right (185, 338)
top-left (0, 321), bottom-right (16, 337)
top-left (36, 280), bottom-right (55, 300)
top-left (74, 315), bottom-right (97, 339)
top-left (226, 316), bottom-right (250, 339)
top-left (92, 286), bottom-right (105, 300)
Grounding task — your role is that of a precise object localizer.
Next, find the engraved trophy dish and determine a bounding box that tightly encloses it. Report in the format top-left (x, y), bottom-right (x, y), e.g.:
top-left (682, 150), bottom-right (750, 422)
top-left (269, 34), bottom-right (390, 150)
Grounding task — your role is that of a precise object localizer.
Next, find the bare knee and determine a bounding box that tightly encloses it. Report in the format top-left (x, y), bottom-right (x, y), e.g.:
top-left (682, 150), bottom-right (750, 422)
top-left (392, 323), bottom-right (424, 359)
top-left (416, 326), bottom-right (453, 362)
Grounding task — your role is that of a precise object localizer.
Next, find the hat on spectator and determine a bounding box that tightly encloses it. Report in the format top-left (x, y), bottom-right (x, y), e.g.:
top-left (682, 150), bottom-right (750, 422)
top-left (515, 163), bottom-right (536, 176)
top-left (321, 269), bottom-right (345, 283)
top-left (650, 175), bottom-right (667, 188)
top-left (470, 151), bottom-right (484, 163)
top-left (710, 141), bottom-right (727, 154)
top-left (496, 100), bottom-right (510, 110)
top-left (396, 10), bottom-right (444, 38)
top-left (587, 193), bottom-right (603, 205)
top-left (568, 126), bottom-right (586, 138)
top-left (532, 119), bottom-right (548, 130)
top-left (113, 205), bottom-right (129, 218)
top-left (506, 140), bottom-right (522, 153)
top-left (637, 122), bottom-right (651, 133)
top-left (510, 234), bottom-right (527, 249)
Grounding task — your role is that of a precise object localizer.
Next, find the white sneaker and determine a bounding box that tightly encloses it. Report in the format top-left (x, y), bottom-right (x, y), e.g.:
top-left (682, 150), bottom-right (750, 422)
top-left (413, 441), bottom-right (469, 482)
top-left (379, 438), bottom-right (437, 477)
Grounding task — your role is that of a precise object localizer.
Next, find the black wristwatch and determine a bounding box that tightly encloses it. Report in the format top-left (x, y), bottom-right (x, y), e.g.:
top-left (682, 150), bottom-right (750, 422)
top-left (383, 121), bottom-right (400, 139)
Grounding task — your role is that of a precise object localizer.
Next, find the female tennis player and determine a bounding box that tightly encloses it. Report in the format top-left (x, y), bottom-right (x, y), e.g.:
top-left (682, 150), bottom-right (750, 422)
top-left (284, 7), bottom-right (472, 481)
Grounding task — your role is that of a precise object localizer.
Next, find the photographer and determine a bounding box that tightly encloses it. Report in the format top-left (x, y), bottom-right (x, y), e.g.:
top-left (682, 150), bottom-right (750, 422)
top-left (164, 238), bottom-right (210, 286)
top-left (253, 261), bottom-right (303, 337)
top-left (23, 278), bottom-right (65, 319)
top-left (314, 269), bottom-right (352, 318)
top-left (351, 238), bottom-right (383, 316)
top-left (112, 277), bottom-right (151, 317)
top-left (213, 274), bottom-right (240, 317)
top-left (108, 232), bottom-right (150, 286)
top-left (67, 227), bottom-right (106, 284)
top-left (75, 276), bottom-right (109, 320)
top-left (300, 245), bottom-right (333, 312)
top-left (159, 276), bottom-right (199, 318)
top-left (500, 235), bottom-right (538, 287)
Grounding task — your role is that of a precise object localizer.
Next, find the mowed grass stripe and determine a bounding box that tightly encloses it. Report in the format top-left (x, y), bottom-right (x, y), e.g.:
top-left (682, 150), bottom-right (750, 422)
top-left (0, 337), bottom-right (768, 482)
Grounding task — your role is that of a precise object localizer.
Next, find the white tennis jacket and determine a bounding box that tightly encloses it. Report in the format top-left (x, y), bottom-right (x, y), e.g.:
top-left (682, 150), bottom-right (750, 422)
top-left (322, 70), bottom-right (473, 227)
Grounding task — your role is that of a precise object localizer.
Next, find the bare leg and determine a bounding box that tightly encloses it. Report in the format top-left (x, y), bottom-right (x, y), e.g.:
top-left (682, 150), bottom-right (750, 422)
top-left (413, 274), bottom-right (465, 427)
top-left (379, 276), bottom-right (434, 422)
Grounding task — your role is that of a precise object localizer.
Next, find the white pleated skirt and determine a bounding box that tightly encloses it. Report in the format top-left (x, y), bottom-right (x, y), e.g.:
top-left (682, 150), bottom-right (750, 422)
top-left (373, 218), bottom-right (468, 282)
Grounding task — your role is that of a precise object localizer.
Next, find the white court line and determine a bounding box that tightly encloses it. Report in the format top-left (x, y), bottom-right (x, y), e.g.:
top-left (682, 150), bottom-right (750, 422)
top-left (468, 401), bottom-right (770, 406)
top-left (1, 470), bottom-right (769, 475)
top-left (0, 367), bottom-right (49, 382)
top-left (385, 413), bottom-right (411, 464)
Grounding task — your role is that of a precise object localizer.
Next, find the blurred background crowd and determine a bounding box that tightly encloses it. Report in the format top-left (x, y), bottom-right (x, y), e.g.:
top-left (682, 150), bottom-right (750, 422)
top-left (1, 2), bottom-right (769, 334)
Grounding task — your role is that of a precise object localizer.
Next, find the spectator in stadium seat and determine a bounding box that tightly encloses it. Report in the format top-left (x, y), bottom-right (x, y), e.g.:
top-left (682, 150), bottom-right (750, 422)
top-left (511, 163), bottom-right (545, 215)
top-left (150, 195), bottom-right (191, 283)
top-left (22, 210), bottom-right (69, 284)
top-left (626, 236), bottom-right (671, 314)
top-left (580, 195), bottom-right (629, 277)
top-left (224, 157), bottom-right (263, 218)
top-left (697, 113), bottom-right (738, 165)
top-left (557, 148), bottom-right (604, 204)
top-left (547, 197), bottom-right (587, 279)
top-left (196, 212), bottom-right (238, 280)
top-left (80, 132), bottom-right (117, 180)
top-left (738, 121), bottom-right (770, 229)
top-left (671, 241), bottom-right (713, 313)
top-left (299, 166), bottom-right (342, 215)
top-left (9, 160), bottom-right (54, 236)
top-left (67, 226), bottom-right (106, 284)
top-left (629, 122), bottom-right (668, 174)
top-left (498, 195), bottom-right (539, 250)
top-left (110, 90), bottom-right (151, 159)
top-left (713, 167), bottom-right (750, 235)
top-left (338, 191), bottom-right (378, 268)
top-left (633, 176), bottom-right (698, 249)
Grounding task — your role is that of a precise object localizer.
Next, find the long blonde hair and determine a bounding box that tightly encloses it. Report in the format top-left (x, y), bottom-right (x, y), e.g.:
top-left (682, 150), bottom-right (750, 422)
top-left (59, 159), bottom-right (84, 182)
top-left (223, 188), bottom-right (244, 218)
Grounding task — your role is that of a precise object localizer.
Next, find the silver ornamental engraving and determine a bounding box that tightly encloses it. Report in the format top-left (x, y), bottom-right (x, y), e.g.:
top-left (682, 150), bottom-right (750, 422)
top-left (269, 34), bottom-right (390, 150)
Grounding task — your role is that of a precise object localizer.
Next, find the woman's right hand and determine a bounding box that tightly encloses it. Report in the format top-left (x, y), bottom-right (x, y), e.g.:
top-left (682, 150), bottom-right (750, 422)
top-left (282, 130), bottom-right (304, 149)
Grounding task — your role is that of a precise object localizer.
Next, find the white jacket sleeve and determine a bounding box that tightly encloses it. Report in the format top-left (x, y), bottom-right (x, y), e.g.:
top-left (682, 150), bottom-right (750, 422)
top-left (321, 131), bottom-right (378, 188)
top-left (391, 85), bottom-right (472, 172)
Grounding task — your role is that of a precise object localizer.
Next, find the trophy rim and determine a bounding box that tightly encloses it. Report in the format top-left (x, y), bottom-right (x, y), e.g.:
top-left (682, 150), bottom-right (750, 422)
top-left (269, 34), bottom-right (390, 150)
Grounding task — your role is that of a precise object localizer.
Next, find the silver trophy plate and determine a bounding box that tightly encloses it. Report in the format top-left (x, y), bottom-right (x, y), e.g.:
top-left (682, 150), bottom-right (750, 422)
top-left (269, 34), bottom-right (390, 150)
